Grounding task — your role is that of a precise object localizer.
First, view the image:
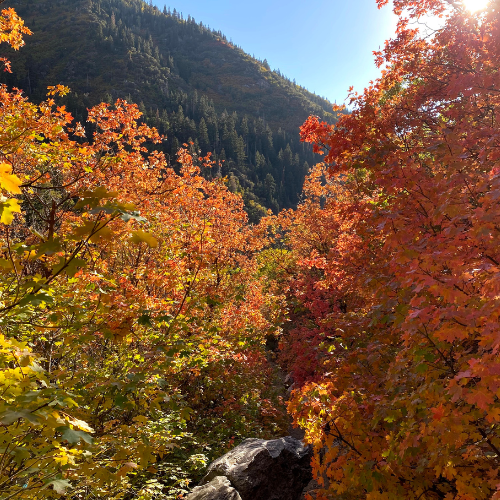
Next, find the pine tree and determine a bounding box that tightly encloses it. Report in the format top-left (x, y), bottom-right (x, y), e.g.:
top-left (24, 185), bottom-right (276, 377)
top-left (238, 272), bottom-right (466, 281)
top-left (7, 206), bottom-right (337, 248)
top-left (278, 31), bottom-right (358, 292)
top-left (198, 117), bottom-right (209, 150)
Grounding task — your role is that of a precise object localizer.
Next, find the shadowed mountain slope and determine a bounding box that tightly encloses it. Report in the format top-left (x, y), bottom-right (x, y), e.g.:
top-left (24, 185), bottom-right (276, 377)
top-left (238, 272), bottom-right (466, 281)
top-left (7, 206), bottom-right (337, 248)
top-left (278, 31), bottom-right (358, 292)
top-left (1, 0), bottom-right (338, 216)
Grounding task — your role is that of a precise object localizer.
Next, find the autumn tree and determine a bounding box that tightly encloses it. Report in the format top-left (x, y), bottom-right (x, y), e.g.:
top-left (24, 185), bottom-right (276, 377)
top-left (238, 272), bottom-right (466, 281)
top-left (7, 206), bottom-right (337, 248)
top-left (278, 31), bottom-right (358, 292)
top-left (0, 8), bottom-right (286, 499)
top-left (277, 1), bottom-right (500, 499)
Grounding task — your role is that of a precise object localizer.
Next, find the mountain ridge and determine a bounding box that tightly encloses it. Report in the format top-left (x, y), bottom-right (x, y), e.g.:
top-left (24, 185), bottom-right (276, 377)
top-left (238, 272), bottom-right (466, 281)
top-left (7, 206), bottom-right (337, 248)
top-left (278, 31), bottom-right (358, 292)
top-left (1, 0), bottom-right (339, 216)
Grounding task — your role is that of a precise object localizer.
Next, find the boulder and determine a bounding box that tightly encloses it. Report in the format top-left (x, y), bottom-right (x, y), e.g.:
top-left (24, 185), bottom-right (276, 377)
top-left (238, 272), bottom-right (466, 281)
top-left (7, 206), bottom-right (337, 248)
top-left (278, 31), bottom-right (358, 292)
top-left (186, 476), bottom-right (242, 500)
top-left (199, 437), bottom-right (312, 500)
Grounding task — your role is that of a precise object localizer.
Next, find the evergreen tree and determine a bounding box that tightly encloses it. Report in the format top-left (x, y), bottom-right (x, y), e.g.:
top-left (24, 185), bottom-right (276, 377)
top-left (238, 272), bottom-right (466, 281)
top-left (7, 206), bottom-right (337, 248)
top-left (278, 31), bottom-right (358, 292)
top-left (198, 117), bottom-right (209, 149)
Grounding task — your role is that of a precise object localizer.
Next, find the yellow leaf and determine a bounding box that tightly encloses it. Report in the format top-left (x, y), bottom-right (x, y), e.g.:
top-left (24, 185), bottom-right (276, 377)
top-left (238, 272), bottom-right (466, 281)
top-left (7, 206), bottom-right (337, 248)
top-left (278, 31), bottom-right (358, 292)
top-left (0, 258), bottom-right (13, 270)
top-left (0, 198), bottom-right (21, 225)
top-left (89, 225), bottom-right (113, 243)
top-left (0, 163), bottom-right (22, 194)
top-left (133, 415), bottom-right (149, 425)
top-left (129, 230), bottom-right (158, 248)
top-left (46, 85), bottom-right (70, 96)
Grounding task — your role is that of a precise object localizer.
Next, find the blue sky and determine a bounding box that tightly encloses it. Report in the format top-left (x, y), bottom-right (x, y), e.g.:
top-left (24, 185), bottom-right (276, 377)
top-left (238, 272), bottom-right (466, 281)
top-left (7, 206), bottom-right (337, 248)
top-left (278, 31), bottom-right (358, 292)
top-left (152, 0), bottom-right (398, 103)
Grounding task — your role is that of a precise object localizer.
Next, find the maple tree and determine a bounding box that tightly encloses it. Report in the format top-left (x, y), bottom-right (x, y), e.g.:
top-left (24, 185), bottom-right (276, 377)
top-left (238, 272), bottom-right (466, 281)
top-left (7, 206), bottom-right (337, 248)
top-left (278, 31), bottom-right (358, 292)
top-left (272, 0), bottom-right (500, 498)
top-left (0, 9), bottom-right (286, 499)
top-left (278, 0), bottom-right (500, 500)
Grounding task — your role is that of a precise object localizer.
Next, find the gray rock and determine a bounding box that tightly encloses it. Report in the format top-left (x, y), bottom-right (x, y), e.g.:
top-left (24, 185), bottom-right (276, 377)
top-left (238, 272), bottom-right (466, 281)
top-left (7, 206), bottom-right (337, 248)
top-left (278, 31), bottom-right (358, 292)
top-left (200, 437), bottom-right (312, 500)
top-left (186, 476), bottom-right (242, 500)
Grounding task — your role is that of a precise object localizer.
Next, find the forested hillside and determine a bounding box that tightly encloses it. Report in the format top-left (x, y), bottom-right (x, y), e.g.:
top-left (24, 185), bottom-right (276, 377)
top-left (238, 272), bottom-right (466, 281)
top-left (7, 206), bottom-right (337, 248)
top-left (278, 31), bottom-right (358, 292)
top-left (0, 0), bottom-right (338, 218)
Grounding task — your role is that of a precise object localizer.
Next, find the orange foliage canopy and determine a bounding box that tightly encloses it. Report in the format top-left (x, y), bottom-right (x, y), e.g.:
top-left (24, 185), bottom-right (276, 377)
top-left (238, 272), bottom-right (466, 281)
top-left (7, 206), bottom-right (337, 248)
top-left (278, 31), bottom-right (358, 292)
top-left (0, 7), bottom-right (31, 72)
top-left (280, 0), bottom-right (500, 498)
top-left (0, 9), bottom-right (285, 498)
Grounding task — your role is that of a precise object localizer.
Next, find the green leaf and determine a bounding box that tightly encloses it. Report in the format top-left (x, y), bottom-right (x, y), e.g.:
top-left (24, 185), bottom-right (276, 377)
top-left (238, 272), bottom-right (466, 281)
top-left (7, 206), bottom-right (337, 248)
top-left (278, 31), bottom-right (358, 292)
top-left (56, 426), bottom-right (93, 445)
top-left (0, 410), bottom-right (42, 425)
top-left (416, 363), bottom-right (428, 374)
top-left (71, 220), bottom-right (111, 241)
top-left (74, 186), bottom-right (119, 209)
top-left (13, 447), bottom-right (31, 465)
top-left (17, 391), bottom-right (43, 403)
top-left (138, 314), bottom-right (153, 327)
top-left (156, 314), bottom-right (173, 324)
top-left (52, 257), bottom-right (86, 277)
top-left (89, 225), bottom-right (113, 242)
top-left (180, 407), bottom-right (193, 421)
top-left (89, 201), bottom-right (137, 216)
top-left (114, 393), bottom-right (129, 408)
top-left (206, 296), bottom-right (222, 307)
top-left (19, 292), bottom-right (54, 307)
top-left (35, 238), bottom-right (62, 258)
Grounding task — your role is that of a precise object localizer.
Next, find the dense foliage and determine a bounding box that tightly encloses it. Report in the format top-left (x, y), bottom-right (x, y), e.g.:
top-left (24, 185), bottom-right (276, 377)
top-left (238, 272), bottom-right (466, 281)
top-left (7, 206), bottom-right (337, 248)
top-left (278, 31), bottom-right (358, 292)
top-left (0, 11), bottom-right (288, 498)
top-left (274, 0), bottom-right (500, 498)
top-left (0, 0), bottom-right (338, 217)
top-left (2, 0), bottom-right (500, 499)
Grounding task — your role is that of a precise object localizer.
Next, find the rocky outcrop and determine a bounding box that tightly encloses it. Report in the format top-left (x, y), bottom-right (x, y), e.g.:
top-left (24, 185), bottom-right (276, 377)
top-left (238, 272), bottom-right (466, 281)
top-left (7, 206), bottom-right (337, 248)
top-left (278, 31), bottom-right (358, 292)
top-left (187, 476), bottom-right (242, 500)
top-left (186, 436), bottom-right (312, 500)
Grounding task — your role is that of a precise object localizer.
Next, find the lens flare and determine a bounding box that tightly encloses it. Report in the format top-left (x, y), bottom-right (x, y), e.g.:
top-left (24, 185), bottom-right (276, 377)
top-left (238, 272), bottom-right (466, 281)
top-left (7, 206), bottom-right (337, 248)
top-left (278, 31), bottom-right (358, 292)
top-left (462, 0), bottom-right (489, 12)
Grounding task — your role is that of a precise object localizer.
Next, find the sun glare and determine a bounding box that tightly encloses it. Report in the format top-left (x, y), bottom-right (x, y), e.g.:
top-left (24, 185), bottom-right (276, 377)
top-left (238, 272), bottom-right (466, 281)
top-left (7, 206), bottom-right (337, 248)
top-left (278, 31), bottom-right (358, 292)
top-left (462, 0), bottom-right (490, 13)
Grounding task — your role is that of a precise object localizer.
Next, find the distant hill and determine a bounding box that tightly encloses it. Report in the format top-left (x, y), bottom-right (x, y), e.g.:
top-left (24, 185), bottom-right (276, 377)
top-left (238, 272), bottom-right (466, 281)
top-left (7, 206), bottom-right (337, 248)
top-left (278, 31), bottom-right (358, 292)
top-left (1, 0), bottom-right (338, 218)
